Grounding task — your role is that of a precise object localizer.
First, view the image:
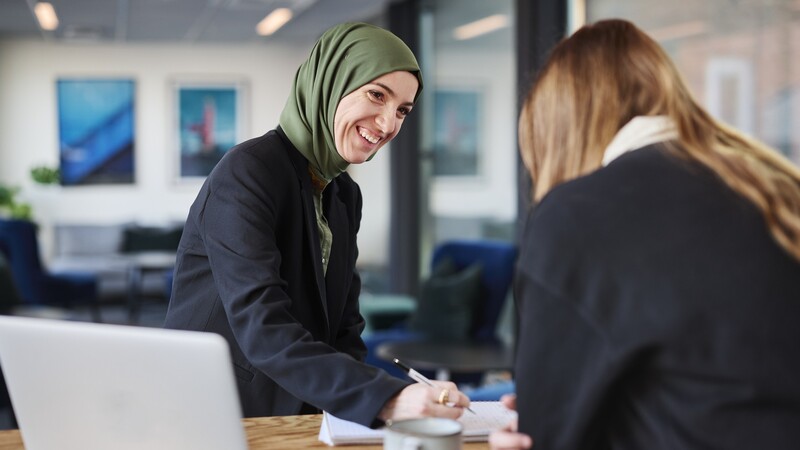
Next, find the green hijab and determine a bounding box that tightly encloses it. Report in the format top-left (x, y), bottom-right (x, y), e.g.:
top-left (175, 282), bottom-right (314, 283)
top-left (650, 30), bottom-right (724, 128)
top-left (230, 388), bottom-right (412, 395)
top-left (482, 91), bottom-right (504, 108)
top-left (279, 22), bottom-right (423, 181)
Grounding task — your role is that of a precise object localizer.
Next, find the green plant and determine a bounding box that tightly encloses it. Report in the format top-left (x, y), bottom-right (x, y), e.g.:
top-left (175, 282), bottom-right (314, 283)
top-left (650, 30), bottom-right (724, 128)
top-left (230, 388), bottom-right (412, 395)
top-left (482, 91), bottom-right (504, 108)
top-left (30, 166), bottom-right (61, 185)
top-left (0, 184), bottom-right (32, 220)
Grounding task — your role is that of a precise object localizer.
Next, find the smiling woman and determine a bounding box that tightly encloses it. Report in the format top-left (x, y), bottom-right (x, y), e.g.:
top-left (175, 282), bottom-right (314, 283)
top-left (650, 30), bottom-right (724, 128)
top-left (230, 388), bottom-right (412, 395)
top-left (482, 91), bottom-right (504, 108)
top-left (333, 71), bottom-right (419, 164)
top-left (163, 22), bottom-right (472, 428)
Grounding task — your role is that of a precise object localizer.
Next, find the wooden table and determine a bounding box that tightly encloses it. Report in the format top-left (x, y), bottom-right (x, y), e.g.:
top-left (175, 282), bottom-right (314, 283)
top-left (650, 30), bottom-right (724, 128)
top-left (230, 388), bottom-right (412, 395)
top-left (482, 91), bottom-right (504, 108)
top-left (0, 414), bottom-right (490, 449)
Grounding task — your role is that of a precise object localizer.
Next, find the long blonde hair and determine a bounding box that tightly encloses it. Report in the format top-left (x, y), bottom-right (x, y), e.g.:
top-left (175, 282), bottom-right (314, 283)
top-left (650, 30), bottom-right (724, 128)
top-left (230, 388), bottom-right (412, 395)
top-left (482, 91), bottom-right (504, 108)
top-left (519, 19), bottom-right (800, 261)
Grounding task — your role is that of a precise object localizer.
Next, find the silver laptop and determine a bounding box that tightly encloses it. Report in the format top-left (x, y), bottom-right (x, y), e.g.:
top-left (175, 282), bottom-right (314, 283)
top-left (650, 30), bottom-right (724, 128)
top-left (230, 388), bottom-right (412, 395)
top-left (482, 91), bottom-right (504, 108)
top-left (0, 316), bottom-right (248, 450)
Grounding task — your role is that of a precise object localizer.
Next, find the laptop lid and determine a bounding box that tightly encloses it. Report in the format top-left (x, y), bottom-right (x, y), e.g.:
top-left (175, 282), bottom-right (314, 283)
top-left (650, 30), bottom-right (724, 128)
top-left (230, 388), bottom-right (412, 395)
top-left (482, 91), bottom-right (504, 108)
top-left (0, 316), bottom-right (248, 450)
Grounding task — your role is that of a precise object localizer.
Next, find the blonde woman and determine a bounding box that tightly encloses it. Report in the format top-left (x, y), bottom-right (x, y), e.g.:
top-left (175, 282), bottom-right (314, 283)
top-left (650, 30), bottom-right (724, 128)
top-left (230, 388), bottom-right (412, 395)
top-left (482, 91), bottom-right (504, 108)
top-left (492, 19), bottom-right (800, 450)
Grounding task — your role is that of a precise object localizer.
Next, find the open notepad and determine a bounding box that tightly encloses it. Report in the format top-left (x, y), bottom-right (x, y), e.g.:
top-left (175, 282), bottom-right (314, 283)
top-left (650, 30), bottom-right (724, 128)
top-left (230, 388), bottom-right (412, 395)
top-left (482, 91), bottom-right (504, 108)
top-left (318, 401), bottom-right (516, 446)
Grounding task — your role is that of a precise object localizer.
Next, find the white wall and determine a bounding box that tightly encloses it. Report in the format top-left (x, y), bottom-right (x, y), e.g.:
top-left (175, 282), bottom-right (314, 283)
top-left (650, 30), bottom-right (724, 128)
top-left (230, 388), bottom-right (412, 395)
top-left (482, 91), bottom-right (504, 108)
top-left (430, 48), bottom-right (517, 222)
top-left (0, 38), bottom-right (396, 264)
top-left (0, 38), bottom-right (306, 222)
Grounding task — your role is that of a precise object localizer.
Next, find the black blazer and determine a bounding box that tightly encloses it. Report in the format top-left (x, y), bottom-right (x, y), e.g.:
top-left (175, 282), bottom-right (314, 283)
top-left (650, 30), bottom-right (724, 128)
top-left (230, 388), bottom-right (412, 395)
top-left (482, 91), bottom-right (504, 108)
top-left (515, 144), bottom-right (800, 449)
top-left (164, 128), bottom-right (407, 426)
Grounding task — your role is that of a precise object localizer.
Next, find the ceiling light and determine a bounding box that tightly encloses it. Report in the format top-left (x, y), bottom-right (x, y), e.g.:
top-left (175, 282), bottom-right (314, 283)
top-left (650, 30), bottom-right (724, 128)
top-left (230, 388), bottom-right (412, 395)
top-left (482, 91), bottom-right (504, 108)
top-left (453, 14), bottom-right (509, 41)
top-left (34, 2), bottom-right (59, 31)
top-left (256, 8), bottom-right (293, 36)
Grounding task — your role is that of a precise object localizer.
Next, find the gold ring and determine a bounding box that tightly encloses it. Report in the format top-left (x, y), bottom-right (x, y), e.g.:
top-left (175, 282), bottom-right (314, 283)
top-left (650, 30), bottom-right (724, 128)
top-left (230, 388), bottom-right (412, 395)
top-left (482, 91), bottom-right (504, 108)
top-left (437, 389), bottom-right (450, 405)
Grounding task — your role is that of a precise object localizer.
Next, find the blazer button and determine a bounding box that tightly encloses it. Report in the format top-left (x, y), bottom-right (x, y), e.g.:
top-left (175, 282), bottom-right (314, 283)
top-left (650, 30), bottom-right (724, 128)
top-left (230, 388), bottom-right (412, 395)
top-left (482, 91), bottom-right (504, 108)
top-left (322, 257), bottom-right (326, 264)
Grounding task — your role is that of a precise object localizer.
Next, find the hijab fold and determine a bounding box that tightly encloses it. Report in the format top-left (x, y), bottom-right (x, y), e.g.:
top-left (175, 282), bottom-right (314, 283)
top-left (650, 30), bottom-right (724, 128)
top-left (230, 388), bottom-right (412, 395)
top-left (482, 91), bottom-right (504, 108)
top-left (279, 22), bottom-right (422, 181)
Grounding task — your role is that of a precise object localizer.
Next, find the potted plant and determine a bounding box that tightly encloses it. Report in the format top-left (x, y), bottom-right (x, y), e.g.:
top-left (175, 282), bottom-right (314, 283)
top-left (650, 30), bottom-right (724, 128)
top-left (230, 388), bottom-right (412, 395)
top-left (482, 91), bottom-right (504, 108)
top-left (0, 166), bottom-right (60, 222)
top-left (0, 184), bottom-right (32, 221)
top-left (30, 166), bottom-right (61, 185)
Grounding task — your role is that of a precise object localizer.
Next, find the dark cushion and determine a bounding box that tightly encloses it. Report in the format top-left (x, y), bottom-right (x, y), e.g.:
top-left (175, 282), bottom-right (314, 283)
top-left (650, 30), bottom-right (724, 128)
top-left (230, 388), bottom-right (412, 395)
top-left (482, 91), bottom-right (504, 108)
top-left (409, 258), bottom-right (483, 341)
top-left (121, 226), bottom-right (183, 253)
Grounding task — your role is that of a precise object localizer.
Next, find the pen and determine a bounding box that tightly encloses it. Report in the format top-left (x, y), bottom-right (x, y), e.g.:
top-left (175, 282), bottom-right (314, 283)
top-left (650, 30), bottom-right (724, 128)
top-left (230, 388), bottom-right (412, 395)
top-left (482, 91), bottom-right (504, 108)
top-left (392, 358), bottom-right (476, 414)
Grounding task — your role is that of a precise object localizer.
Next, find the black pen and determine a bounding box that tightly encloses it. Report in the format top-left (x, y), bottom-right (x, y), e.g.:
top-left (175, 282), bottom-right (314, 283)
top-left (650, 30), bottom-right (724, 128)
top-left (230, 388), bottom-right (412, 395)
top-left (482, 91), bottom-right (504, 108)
top-left (393, 358), bottom-right (476, 414)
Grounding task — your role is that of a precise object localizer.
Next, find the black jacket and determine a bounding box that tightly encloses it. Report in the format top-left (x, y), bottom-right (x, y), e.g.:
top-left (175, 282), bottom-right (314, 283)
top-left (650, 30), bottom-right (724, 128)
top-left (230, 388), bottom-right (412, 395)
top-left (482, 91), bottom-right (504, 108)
top-left (164, 128), bottom-right (407, 426)
top-left (515, 144), bottom-right (800, 449)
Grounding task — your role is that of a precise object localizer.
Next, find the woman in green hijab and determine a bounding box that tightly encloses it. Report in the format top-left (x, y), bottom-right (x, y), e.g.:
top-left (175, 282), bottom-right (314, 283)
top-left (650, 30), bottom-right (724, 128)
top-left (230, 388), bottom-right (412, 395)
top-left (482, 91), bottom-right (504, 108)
top-left (164, 23), bottom-right (470, 426)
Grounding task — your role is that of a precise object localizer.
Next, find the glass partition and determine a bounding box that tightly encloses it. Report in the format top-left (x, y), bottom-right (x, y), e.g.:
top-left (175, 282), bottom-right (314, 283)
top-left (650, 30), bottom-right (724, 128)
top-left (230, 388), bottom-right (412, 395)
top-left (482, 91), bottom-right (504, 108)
top-left (417, 0), bottom-right (518, 269)
top-left (585, 0), bottom-right (800, 164)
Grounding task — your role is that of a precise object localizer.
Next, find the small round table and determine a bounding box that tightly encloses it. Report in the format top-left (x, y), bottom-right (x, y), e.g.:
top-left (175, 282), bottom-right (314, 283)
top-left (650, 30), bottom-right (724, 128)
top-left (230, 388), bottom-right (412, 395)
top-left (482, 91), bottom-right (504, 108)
top-left (376, 339), bottom-right (514, 381)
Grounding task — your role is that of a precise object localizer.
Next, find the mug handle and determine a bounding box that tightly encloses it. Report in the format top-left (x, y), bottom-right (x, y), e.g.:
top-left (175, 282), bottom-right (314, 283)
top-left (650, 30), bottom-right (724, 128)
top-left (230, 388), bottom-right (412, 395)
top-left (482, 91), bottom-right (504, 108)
top-left (402, 436), bottom-right (423, 450)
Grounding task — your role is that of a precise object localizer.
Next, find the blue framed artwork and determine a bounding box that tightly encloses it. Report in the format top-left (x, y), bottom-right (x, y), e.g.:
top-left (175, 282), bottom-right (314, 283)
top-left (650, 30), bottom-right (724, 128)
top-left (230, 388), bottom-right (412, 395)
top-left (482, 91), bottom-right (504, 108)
top-left (433, 89), bottom-right (481, 177)
top-left (174, 80), bottom-right (247, 179)
top-left (57, 79), bottom-right (135, 186)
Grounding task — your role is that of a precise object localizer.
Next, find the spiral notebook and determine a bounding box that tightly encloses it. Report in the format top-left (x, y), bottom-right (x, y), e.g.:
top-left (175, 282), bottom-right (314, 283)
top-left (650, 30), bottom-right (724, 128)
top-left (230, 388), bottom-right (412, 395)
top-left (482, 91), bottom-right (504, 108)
top-left (318, 401), bottom-right (516, 446)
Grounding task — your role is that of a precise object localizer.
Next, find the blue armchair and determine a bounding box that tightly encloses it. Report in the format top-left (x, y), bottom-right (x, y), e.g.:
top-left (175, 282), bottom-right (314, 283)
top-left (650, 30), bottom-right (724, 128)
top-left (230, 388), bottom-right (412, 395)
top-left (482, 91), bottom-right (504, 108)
top-left (429, 240), bottom-right (517, 342)
top-left (0, 219), bottom-right (101, 322)
top-left (363, 239), bottom-right (517, 382)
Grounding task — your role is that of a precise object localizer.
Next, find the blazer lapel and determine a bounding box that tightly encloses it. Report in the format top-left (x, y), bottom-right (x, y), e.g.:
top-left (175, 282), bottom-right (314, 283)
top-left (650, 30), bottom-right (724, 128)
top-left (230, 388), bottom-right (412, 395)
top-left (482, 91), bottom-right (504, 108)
top-left (283, 135), bottom-right (330, 327)
top-left (323, 182), bottom-right (350, 304)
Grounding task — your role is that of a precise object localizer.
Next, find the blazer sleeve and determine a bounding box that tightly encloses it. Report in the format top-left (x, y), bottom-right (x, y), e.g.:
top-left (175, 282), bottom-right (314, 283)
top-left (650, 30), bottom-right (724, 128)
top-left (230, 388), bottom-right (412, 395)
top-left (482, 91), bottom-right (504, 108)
top-left (199, 144), bottom-right (407, 426)
top-left (515, 273), bottom-right (618, 450)
top-left (514, 197), bottom-right (632, 450)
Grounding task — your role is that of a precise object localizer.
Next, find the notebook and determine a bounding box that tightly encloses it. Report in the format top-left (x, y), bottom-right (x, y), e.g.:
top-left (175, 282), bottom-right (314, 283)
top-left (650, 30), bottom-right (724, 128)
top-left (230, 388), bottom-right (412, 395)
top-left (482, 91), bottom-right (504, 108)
top-left (318, 401), bottom-right (516, 446)
top-left (0, 316), bottom-right (248, 450)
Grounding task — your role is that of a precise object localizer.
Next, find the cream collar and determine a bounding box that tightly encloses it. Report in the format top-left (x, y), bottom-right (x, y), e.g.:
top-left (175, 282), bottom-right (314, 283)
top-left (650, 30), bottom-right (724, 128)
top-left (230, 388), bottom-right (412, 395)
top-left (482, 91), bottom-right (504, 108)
top-left (602, 116), bottom-right (679, 167)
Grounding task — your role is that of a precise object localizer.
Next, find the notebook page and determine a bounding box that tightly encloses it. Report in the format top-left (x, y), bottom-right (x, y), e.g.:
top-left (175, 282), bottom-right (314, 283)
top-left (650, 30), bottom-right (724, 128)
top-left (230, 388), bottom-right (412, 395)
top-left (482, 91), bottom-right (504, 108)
top-left (318, 401), bottom-right (516, 446)
top-left (319, 413), bottom-right (383, 445)
top-left (460, 401), bottom-right (517, 437)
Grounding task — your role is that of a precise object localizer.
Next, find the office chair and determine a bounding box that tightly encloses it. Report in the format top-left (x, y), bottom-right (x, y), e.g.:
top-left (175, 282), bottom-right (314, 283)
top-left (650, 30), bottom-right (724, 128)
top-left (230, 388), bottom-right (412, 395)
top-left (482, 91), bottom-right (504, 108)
top-left (120, 223), bottom-right (181, 324)
top-left (0, 219), bottom-right (101, 322)
top-left (428, 240), bottom-right (517, 342)
top-left (363, 239), bottom-right (517, 382)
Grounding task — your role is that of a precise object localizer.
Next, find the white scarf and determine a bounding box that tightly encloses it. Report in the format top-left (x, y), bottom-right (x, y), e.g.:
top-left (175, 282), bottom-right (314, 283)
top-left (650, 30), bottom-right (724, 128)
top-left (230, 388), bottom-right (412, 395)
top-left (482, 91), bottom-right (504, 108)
top-left (601, 116), bottom-right (679, 166)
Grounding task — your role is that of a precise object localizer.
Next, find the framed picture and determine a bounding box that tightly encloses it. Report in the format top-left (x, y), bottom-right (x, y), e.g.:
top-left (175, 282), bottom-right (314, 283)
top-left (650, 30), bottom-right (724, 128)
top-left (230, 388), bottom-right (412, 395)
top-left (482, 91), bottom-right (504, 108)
top-left (57, 78), bottom-right (136, 186)
top-left (172, 79), bottom-right (248, 180)
top-left (432, 88), bottom-right (482, 177)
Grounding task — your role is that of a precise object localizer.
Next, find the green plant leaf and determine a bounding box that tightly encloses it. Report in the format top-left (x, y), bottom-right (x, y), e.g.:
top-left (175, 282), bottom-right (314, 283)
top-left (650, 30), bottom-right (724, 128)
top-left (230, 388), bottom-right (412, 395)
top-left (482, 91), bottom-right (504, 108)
top-left (30, 166), bottom-right (61, 185)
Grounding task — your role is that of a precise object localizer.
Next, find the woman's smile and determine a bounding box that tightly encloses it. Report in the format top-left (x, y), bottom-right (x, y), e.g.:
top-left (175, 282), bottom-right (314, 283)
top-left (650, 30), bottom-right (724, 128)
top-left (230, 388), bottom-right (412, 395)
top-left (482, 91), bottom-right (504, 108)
top-left (358, 126), bottom-right (381, 145)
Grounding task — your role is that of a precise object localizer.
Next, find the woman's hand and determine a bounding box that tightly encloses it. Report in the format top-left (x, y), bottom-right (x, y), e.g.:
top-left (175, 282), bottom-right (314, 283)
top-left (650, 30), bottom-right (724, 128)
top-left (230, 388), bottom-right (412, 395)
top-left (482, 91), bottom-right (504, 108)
top-left (489, 394), bottom-right (533, 450)
top-left (378, 381), bottom-right (471, 422)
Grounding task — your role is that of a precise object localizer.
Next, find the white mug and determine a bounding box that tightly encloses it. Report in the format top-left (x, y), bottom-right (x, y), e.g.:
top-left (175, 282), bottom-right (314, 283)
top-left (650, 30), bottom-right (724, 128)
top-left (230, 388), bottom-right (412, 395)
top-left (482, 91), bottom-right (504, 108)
top-left (383, 417), bottom-right (463, 450)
